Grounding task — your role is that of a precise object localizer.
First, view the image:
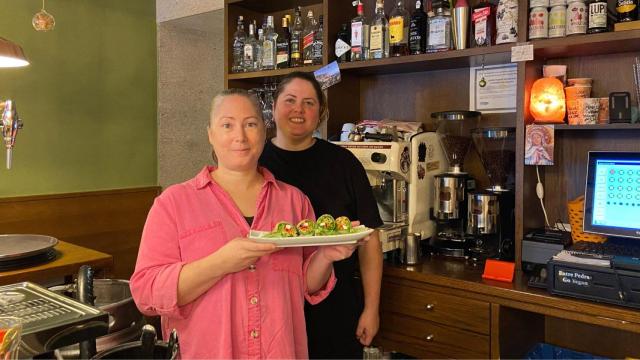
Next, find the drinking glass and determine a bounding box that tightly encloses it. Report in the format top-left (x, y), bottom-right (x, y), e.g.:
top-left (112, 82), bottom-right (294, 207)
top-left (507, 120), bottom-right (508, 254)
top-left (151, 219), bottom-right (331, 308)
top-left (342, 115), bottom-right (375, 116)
top-left (363, 346), bottom-right (382, 360)
top-left (0, 317), bottom-right (22, 360)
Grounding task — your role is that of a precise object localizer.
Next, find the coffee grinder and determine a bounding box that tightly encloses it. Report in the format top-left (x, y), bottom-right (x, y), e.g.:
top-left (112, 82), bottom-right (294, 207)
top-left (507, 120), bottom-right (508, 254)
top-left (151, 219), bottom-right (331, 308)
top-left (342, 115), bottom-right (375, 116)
top-left (430, 111), bottom-right (480, 258)
top-left (467, 127), bottom-right (516, 262)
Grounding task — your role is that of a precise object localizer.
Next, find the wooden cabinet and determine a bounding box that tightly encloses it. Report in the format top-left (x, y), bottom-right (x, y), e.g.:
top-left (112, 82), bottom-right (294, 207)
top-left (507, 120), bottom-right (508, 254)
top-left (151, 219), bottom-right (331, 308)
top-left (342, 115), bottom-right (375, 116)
top-left (378, 262), bottom-right (640, 359)
top-left (378, 277), bottom-right (490, 358)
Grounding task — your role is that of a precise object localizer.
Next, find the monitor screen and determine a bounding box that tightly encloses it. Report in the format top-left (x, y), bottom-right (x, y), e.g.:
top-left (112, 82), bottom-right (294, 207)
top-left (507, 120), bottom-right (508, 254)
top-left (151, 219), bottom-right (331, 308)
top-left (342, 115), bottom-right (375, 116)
top-left (583, 151), bottom-right (640, 239)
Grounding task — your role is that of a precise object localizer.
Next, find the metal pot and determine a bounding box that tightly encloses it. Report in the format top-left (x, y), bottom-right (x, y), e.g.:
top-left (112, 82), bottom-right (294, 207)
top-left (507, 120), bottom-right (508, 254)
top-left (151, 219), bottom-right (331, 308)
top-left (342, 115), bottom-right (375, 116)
top-left (50, 279), bottom-right (142, 334)
top-left (49, 279), bottom-right (144, 357)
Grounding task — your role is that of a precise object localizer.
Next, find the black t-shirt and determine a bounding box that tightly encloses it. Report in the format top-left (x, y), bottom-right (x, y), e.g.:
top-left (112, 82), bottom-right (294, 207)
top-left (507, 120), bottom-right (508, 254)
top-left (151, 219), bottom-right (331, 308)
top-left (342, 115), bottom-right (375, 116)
top-left (260, 139), bottom-right (383, 359)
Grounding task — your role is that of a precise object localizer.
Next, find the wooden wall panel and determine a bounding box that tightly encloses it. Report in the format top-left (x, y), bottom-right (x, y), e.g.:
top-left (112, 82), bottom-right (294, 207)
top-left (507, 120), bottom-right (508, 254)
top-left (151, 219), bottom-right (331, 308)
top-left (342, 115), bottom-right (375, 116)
top-left (0, 187), bottom-right (160, 280)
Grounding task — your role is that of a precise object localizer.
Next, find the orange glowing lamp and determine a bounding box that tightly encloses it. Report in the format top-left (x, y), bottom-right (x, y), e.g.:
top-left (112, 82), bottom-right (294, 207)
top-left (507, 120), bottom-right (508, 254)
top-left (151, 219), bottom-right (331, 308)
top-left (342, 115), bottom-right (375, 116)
top-left (530, 77), bottom-right (566, 123)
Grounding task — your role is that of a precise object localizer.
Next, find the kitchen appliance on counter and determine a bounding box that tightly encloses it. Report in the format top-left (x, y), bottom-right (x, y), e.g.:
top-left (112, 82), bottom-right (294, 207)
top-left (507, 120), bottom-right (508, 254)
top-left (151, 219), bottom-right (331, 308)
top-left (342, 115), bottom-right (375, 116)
top-left (336, 132), bottom-right (446, 253)
top-left (0, 281), bottom-right (108, 358)
top-left (430, 111), bottom-right (480, 258)
top-left (467, 127), bottom-right (516, 262)
top-left (1, 100), bottom-right (23, 170)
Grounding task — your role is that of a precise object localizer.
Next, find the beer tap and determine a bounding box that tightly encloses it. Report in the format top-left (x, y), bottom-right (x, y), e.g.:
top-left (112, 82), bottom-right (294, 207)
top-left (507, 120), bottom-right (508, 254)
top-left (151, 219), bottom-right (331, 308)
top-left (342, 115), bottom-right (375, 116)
top-left (1, 100), bottom-right (23, 169)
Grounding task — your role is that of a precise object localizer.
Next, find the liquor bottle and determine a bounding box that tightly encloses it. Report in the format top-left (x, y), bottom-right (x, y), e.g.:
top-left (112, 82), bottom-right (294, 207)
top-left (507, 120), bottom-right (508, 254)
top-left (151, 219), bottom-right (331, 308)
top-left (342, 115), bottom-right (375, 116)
top-left (312, 15), bottom-right (324, 65)
top-left (587, 0), bottom-right (608, 33)
top-left (232, 16), bottom-right (246, 73)
top-left (471, 0), bottom-right (497, 46)
top-left (243, 23), bottom-right (257, 72)
top-left (351, 1), bottom-right (370, 61)
top-left (276, 17), bottom-right (291, 69)
top-left (389, 0), bottom-right (410, 56)
top-left (303, 10), bottom-right (319, 65)
top-left (617, 0), bottom-right (638, 21)
top-left (256, 27), bottom-right (264, 71)
top-left (427, 1), bottom-right (452, 52)
top-left (262, 16), bottom-right (277, 70)
top-left (336, 23), bottom-right (351, 62)
top-left (290, 7), bottom-right (304, 67)
top-left (370, 0), bottom-right (390, 59)
top-left (285, 14), bottom-right (293, 32)
top-left (409, 0), bottom-right (428, 54)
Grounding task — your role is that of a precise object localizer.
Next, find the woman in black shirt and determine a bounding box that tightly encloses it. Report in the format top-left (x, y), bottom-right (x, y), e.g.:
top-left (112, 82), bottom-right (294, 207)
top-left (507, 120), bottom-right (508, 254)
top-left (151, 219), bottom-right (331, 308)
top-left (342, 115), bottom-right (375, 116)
top-left (259, 72), bottom-right (383, 359)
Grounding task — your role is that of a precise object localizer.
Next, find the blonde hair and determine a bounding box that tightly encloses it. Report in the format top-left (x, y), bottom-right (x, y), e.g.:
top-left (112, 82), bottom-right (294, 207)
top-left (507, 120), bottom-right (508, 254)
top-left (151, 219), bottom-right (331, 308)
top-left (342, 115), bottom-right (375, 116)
top-left (209, 88), bottom-right (263, 126)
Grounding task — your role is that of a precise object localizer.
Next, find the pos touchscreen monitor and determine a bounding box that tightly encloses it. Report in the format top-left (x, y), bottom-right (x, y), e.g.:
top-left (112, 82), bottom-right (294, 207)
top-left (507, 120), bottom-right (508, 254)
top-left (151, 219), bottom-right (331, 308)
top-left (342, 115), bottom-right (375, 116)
top-left (583, 151), bottom-right (640, 239)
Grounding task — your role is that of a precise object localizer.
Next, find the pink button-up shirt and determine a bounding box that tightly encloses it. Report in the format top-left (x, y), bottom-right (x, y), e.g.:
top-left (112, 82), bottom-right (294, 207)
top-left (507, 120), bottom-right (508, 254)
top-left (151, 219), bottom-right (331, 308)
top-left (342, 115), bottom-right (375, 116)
top-left (130, 166), bottom-right (336, 359)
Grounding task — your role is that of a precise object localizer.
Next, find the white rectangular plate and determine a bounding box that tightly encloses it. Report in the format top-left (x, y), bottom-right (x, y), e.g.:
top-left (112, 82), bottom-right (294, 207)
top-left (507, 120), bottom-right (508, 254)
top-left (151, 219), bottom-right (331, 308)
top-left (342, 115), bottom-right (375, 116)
top-left (249, 225), bottom-right (374, 247)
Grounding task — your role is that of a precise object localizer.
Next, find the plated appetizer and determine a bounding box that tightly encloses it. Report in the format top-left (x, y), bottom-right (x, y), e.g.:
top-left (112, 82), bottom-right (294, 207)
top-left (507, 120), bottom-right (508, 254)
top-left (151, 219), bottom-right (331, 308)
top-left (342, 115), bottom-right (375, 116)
top-left (265, 214), bottom-right (363, 238)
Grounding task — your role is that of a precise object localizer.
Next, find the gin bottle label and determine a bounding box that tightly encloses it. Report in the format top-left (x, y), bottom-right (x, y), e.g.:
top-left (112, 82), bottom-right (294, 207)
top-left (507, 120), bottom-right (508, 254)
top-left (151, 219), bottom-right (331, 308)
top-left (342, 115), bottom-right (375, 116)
top-left (370, 25), bottom-right (383, 51)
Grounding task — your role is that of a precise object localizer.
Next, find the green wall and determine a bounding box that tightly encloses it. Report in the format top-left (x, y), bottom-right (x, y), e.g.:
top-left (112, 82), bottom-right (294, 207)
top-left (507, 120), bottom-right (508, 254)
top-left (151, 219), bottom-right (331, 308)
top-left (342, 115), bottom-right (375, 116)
top-left (0, 0), bottom-right (157, 197)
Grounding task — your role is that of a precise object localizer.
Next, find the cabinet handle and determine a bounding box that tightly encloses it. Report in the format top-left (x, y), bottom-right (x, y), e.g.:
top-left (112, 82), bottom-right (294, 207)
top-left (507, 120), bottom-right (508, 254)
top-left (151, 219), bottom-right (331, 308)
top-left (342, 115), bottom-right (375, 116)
top-left (425, 303), bottom-right (435, 311)
top-left (425, 334), bottom-right (435, 342)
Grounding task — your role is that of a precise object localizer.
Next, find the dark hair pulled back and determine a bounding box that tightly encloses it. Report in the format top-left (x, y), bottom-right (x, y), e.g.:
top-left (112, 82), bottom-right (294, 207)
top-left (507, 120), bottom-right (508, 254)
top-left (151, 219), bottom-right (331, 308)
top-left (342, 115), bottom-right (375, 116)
top-left (273, 71), bottom-right (328, 122)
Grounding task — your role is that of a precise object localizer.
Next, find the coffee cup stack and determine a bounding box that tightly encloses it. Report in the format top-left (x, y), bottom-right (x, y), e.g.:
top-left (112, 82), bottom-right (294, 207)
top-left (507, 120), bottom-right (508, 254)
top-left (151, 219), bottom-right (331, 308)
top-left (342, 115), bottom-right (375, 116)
top-left (565, 78), bottom-right (603, 125)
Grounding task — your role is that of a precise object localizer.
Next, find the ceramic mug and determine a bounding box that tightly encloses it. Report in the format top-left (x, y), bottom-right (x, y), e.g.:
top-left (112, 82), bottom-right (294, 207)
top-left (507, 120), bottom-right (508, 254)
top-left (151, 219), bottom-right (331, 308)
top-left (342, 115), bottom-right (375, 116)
top-left (567, 99), bottom-right (581, 124)
top-left (567, 78), bottom-right (593, 86)
top-left (581, 98), bottom-right (600, 125)
top-left (565, 85), bottom-right (591, 101)
top-left (598, 97), bottom-right (609, 124)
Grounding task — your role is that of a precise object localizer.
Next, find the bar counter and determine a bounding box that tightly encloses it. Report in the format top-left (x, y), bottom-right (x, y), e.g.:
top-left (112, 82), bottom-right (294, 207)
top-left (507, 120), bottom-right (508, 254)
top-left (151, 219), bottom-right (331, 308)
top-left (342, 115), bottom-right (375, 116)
top-left (0, 240), bottom-right (113, 285)
top-left (376, 256), bottom-right (640, 358)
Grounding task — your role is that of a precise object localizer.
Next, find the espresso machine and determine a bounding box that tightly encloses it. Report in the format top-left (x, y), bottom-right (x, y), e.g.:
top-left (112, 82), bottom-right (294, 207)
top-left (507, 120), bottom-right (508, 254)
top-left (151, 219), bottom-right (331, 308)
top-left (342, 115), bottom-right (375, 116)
top-left (467, 127), bottom-right (516, 261)
top-left (337, 131), bottom-right (446, 253)
top-left (430, 111), bottom-right (480, 258)
top-left (1, 100), bottom-right (23, 169)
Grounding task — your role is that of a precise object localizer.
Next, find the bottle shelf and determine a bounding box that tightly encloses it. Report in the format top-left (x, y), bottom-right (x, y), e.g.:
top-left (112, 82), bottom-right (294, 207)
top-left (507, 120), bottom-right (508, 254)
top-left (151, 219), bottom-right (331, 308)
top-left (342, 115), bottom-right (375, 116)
top-left (553, 123), bottom-right (640, 130)
top-left (227, 65), bottom-right (322, 81)
top-left (532, 29), bottom-right (640, 59)
top-left (227, 0), bottom-right (321, 13)
top-left (228, 30), bottom-right (640, 81)
top-left (338, 44), bottom-right (514, 75)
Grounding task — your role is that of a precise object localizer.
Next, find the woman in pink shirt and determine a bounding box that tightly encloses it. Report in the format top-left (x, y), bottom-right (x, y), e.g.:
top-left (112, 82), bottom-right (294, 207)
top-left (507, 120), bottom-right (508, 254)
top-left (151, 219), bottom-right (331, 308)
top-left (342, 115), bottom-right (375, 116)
top-left (130, 89), bottom-right (359, 359)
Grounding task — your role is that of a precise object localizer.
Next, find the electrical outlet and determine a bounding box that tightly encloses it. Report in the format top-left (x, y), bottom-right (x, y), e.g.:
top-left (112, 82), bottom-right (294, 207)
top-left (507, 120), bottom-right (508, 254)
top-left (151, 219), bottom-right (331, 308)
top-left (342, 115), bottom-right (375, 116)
top-left (554, 222), bottom-right (571, 232)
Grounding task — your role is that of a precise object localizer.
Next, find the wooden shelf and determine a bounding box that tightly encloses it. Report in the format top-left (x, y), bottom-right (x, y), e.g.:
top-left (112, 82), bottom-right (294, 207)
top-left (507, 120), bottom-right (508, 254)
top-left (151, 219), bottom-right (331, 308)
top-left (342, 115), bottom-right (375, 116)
top-left (227, 65), bottom-right (322, 81)
top-left (533, 29), bottom-right (640, 59)
top-left (227, 0), bottom-right (321, 13)
top-left (553, 123), bottom-right (640, 130)
top-left (338, 44), bottom-right (514, 75)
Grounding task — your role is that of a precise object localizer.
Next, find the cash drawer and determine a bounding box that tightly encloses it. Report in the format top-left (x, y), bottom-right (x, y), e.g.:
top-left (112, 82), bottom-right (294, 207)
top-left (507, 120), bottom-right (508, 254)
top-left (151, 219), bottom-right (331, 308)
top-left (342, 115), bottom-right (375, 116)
top-left (378, 311), bottom-right (490, 359)
top-left (381, 281), bottom-right (490, 335)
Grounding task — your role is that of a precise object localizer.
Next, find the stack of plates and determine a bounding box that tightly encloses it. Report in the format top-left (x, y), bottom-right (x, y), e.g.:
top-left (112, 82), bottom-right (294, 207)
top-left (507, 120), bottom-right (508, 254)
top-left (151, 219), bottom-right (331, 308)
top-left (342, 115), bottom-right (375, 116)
top-left (0, 234), bottom-right (59, 271)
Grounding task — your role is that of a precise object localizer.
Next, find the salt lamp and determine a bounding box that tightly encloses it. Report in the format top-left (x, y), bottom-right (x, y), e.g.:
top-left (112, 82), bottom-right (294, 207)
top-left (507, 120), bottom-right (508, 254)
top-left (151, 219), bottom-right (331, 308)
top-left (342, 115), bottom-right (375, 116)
top-left (530, 77), bottom-right (566, 123)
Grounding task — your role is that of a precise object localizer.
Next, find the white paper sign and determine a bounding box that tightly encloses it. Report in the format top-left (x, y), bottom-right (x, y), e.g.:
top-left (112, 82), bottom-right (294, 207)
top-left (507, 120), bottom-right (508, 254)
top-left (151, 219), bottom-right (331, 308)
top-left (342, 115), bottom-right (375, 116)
top-left (469, 64), bottom-right (517, 113)
top-left (511, 43), bottom-right (534, 62)
top-left (335, 39), bottom-right (351, 57)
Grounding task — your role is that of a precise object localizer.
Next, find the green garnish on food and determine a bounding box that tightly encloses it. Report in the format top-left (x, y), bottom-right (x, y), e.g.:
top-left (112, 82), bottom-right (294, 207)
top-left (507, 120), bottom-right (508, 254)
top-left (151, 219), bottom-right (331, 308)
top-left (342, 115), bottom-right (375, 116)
top-left (335, 216), bottom-right (352, 233)
top-left (315, 214), bottom-right (336, 235)
top-left (263, 215), bottom-right (364, 238)
top-left (273, 221), bottom-right (298, 237)
top-left (297, 219), bottom-right (316, 236)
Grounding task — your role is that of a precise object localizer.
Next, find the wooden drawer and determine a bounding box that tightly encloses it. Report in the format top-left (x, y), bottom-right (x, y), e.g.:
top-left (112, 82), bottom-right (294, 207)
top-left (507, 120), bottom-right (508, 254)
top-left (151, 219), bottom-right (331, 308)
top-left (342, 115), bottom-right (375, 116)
top-left (381, 280), bottom-right (490, 335)
top-left (377, 311), bottom-right (490, 359)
